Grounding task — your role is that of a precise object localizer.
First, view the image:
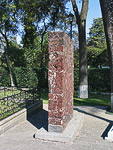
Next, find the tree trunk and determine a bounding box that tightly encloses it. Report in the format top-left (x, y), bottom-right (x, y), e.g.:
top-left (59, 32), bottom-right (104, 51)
top-left (0, 30), bottom-right (14, 87)
top-left (0, 30), bottom-right (15, 87)
top-left (78, 20), bottom-right (88, 98)
top-left (6, 50), bottom-right (14, 87)
top-left (71, 0), bottom-right (89, 98)
top-left (40, 26), bottom-right (47, 68)
top-left (99, 0), bottom-right (113, 111)
top-left (5, 38), bottom-right (15, 87)
top-left (40, 33), bottom-right (44, 68)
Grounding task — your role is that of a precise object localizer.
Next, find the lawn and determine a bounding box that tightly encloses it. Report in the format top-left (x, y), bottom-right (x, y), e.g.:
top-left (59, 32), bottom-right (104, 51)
top-left (0, 89), bottom-right (110, 107)
top-left (0, 88), bottom-right (110, 107)
top-left (0, 89), bottom-right (20, 98)
top-left (40, 90), bottom-right (49, 104)
top-left (74, 93), bottom-right (110, 106)
top-left (0, 89), bottom-right (25, 120)
top-left (0, 89), bottom-right (32, 120)
top-left (40, 90), bottom-right (110, 107)
top-left (0, 89), bottom-right (110, 120)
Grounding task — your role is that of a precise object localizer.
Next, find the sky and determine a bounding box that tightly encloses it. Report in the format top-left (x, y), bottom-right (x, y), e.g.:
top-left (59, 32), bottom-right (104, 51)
top-left (17, 0), bottom-right (102, 44)
top-left (86, 0), bottom-right (102, 36)
top-left (66, 0), bottom-right (102, 37)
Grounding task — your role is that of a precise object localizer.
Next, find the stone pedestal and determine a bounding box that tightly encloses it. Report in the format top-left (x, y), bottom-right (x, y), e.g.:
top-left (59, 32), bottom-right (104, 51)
top-left (48, 31), bottom-right (74, 133)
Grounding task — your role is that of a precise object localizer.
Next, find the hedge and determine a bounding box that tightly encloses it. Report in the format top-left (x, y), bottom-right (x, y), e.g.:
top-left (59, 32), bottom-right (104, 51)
top-left (88, 68), bottom-right (110, 92)
top-left (0, 67), bottom-right (48, 88)
top-left (0, 67), bottom-right (10, 86)
top-left (74, 68), bottom-right (111, 92)
top-left (33, 68), bottom-right (48, 89)
top-left (0, 67), bottom-right (111, 92)
top-left (13, 67), bottom-right (38, 87)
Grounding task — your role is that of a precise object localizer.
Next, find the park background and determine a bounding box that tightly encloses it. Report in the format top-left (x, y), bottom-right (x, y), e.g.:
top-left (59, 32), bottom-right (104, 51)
top-left (0, 0), bottom-right (112, 120)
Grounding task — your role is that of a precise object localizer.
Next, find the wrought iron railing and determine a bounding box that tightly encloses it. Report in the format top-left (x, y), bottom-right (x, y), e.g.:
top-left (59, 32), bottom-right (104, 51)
top-left (0, 87), bottom-right (40, 120)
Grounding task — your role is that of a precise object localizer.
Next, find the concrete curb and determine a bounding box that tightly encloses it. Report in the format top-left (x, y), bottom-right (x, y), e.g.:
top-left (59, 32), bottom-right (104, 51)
top-left (0, 100), bottom-right (43, 135)
top-left (35, 110), bottom-right (84, 143)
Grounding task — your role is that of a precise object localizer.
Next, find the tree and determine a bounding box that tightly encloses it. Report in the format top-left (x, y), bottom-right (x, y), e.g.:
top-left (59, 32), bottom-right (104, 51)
top-left (99, 0), bottom-right (113, 112)
top-left (19, 0), bottom-right (68, 67)
top-left (0, 41), bottom-right (25, 67)
top-left (71, 0), bottom-right (89, 98)
top-left (87, 18), bottom-right (108, 67)
top-left (88, 18), bottom-right (106, 48)
top-left (0, 47), bottom-right (2, 66)
top-left (87, 47), bottom-right (108, 67)
top-left (35, 33), bottom-right (49, 68)
top-left (8, 42), bottom-right (25, 67)
top-left (0, 0), bottom-right (18, 86)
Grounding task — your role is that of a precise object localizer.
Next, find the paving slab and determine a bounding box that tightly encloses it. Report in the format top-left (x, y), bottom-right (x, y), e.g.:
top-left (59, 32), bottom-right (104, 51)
top-left (0, 104), bottom-right (113, 150)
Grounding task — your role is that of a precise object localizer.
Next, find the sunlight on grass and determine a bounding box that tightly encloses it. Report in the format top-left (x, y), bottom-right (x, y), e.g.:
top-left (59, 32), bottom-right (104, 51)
top-left (40, 91), bottom-right (48, 104)
top-left (40, 90), bottom-right (110, 107)
top-left (0, 89), bottom-right (20, 98)
top-left (0, 89), bottom-right (111, 120)
top-left (74, 93), bottom-right (110, 106)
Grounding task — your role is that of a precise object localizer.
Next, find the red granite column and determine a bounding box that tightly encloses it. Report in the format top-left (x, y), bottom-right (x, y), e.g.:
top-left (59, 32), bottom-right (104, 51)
top-left (48, 31), bottom-right (74, 133)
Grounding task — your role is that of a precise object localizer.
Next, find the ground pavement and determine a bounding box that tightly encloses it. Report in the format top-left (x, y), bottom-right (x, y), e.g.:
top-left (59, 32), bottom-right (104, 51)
top-left (0, 104), bottom-right (113, 150)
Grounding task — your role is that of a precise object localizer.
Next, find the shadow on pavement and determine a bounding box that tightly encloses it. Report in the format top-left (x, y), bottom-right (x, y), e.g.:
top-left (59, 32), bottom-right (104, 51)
top-left (27, 109), bottom-right (48, 131)
top-left (74, 106), bottom-right (113, 123)
top-left (74, 106), bottom-right (113, 139)
top-left (101, 123), bottom-right (113, 139)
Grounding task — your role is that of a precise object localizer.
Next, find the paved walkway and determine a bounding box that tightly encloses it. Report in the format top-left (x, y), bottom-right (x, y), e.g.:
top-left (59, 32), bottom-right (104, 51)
top-left (0, 104), bottom-right (113, 150)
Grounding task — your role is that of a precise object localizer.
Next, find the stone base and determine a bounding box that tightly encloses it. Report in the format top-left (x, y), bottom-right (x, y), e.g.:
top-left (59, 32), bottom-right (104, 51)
top-left (35, 111), bottom-right (84, 143)
top-left (48, 124), bottom-right (63, 133)
top-left (105, 125), bottom-right (113, 142)
top-left (78, 85), bottom-right (88, 99)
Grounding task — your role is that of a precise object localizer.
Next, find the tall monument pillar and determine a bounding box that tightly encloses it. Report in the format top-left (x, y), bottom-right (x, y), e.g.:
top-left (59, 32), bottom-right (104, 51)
top-left (48, 31), bottom-right (74, 133)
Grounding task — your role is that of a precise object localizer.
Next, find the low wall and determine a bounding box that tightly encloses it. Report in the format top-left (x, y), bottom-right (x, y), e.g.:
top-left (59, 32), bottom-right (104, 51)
top-left (0, 100), bottom-right (43, 135)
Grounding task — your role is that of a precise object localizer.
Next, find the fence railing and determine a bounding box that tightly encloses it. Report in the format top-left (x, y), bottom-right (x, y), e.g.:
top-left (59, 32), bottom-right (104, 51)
top-left (0, 87), bottom-right (40, 120)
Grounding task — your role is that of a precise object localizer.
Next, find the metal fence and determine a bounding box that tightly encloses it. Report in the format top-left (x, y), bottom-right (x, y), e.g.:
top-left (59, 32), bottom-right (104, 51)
top-left (0, 87), bottom-right (40, 120)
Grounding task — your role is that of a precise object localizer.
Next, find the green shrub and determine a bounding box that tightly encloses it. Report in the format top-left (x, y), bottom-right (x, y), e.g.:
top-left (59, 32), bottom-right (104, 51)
top-left (33, 68), bottom-right (48, 89)
top-left (74, 68), bottom-right (110, 93)
top-left (88, 68), bottom-right (110, 92)
top-left (0, 67), bottom-right (111, 92)
top-left (0, 67), bottom-right (48, 88)
top-left (74, 68), bottom-right (79, 91)
top-left (0, 67), bottom-right (10, 86)
top-left (13, 67), bottom-right (38, 87)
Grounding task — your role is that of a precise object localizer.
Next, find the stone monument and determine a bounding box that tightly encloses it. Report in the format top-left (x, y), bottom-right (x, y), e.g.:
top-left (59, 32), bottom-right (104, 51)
top-left (48, 31), bottom-right (74, 133)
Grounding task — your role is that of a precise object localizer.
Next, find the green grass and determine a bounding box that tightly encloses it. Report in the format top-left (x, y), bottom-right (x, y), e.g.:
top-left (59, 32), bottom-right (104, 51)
top-left (0, 89), bottom-right (24, 120)
top-left (0, 89), bottom-right (20, 98)
top-left (74, 93), bottom-right (110, 106)
top-left (0, 89), bottom-right (111, 120)
top-left (40, 90), bottom-right (110, 107)
top-left (40, 90), bottom-right (49, 104)
top-left (0, 107), bottom-right (23, 120)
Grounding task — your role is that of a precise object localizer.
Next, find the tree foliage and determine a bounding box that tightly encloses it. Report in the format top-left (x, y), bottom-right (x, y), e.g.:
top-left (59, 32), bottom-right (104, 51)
top-left (0, 0), bottom-right (19, 86)
top-left (19, 0), bottom-right (69, 67)
top-left (87, 18), bottom-right (106, 48)
top-left (87, 18), bottom-right (108, 67)
top-left (87, 47), bottom-right (108, 67)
